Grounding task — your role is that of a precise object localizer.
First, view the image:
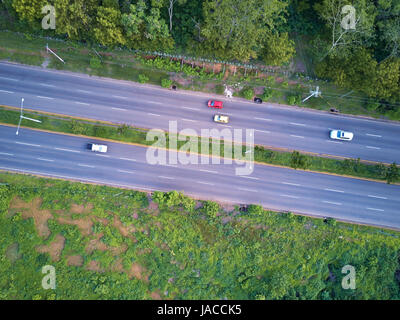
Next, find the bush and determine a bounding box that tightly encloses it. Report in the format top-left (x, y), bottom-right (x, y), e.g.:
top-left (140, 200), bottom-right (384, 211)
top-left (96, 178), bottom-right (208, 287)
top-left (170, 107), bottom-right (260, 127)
top-left (242, 88), bottom-right (254, 100)
top-left (247, 204), bottom-right (264, 216)
top-left (70, 120), bottom-right (87, 135)
top-left (161, 78), bottom-right (172, 88)
top-left (386, 162), bottom-right (399, 184)
top-left (117, 124), bottom-right (129, 136)
top-left (261, 87), bottom-right (272, 100)
top-left (138, 74), bottom-right (149, 84)
top-left (90, 57), bottom-right (102, 69)
top-left (202, 201), bottom-right (220, 219)
top-left (290, 151), bottom-right (309, 169)
top-left (286, 94), bottom-right (301, 105)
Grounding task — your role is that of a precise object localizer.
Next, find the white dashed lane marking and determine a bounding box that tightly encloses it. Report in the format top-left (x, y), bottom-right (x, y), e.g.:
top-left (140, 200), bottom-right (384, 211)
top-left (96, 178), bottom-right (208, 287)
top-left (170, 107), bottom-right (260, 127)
top-left (367, 207), bottom-right (384, 212)
top-left (37, 158), bottom-right (54, 162)
top-left (55, 148), bottom-right (80, 153)
top-left (366, 134), bottom-right (382, 138)
top-left (282, 182), bottom-right (300, 186)
top-left (36, 96), bottom-right (54, 100)
top-left (323, 201), bottom-right (342, 206)
top-left (366, 146), bottom-right (381, 150)
top-left (324, 188), bottom-right (344, 193)
top-left (368, 195), bottom-right (387, 200)
top-left (280, 194), bottom-right (300, 199)
top-left (15, 142), bottom-right (40, 147)
top-left (78, 164), bottom-right (95, 168)
top-left (254, 117), bottom-right (272, 121)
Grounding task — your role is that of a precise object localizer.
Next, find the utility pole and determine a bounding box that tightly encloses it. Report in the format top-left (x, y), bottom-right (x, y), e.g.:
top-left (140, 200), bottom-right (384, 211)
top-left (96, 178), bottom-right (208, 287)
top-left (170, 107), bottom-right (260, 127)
top-left (16, 98), bottom-right (42, 135)
top-left (302, 86), bottom-right (321, 102)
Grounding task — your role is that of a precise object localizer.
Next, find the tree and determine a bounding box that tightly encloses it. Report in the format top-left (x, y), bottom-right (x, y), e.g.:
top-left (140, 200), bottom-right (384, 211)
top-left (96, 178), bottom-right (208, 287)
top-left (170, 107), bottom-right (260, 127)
top-left (262, 33), bottom-right (296, 66)
top-left (375, 0), bottom-right (400, 60)
top-left (12, 0), bottom-right (47, 25)
top-left (372, 58), bottom-right (400, 101)
top-left (386, 162), bottom-right (399, 184)
top-left (314, 0), bottom-right (377, 59)
top-left (199, 0), bottom-right (288, 62)
top-left (315, 48), bottom-right (377, 93)
top-left (93, 6), bottom-right (125, 46)
top-left (54, 0), bottom-right (98, 40)
top-left (167, 0), bottom-right (187, 32)
top-left (121, 1), bottom-right (173, 50)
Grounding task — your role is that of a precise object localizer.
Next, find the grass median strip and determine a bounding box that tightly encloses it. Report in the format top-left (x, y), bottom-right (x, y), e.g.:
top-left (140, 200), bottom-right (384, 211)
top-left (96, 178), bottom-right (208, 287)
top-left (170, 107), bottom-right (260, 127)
top-left (0, 105), bottom-right (398, 184)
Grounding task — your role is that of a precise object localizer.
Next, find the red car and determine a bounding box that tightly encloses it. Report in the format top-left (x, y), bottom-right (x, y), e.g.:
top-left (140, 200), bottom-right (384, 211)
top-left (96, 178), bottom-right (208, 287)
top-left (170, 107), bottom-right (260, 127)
top-left (208, 100), bottom-right (223, 108)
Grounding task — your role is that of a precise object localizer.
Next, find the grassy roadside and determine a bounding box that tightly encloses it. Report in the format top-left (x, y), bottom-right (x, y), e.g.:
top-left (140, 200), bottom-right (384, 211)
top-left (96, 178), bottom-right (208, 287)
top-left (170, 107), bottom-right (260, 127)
top-left (1, 105), bottom-right (398, 184)
top-left (0, 30), bottom-right (398, 121)
top-left (1, 171), bottom-right (399, 299)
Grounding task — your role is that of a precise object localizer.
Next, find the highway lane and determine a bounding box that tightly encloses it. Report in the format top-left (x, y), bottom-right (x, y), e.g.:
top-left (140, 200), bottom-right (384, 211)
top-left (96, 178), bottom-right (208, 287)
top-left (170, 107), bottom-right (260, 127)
top-left (0, 62), bottom-right (400, 163)
top-left (0, 125), bottom-right (399, 229)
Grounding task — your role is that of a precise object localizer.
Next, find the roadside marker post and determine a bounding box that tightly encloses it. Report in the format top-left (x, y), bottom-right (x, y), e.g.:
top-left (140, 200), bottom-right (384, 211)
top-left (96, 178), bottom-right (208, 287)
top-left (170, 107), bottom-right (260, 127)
top-left (16, 98), bottom-right (42, 135)
top-left (46, 43), bottom-right (65, 64)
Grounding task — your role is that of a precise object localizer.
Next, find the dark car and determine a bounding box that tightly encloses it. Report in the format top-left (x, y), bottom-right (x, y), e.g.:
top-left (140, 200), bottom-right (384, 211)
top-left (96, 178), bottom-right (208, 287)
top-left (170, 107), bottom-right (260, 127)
top-left (254, 97), bottom-right (263, 104)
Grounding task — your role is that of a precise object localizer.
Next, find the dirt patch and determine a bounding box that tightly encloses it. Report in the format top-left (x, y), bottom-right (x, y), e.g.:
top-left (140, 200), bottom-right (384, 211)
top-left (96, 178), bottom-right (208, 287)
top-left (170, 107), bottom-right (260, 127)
top-left (148, 201), bottom-right (159, 211)
top-left (112, 215), bottom-right (136, 238)
top-left (56, 215), bottom-right (93, 236)
top-left (109, 243), bottom-right (128, 256)
top-left (67, 255), bottom-right (84, 267)
top-left (36, 234), bottom-right (65, 262)
top-left (86, 233), bottom-right (108, 254)
top-left (86, 260), bottom-right (104, 273)
top-left (127, 262), bottom-right (149, 282)
top-left (150, 290), bottom-right (162, 300)
top-left (70, 203), bottom-right (94, 215)
top-left (10, 197), bottom-right (53, 238)
top-left (6, 243), bottom-right (21, 263)
top-left (111, 258), bottom-right (125, 273)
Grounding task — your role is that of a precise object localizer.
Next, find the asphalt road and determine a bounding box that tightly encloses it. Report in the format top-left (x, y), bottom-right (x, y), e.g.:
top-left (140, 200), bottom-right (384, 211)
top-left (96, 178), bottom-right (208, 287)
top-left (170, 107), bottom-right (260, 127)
top-left (0, 125), bottom-right (399, 229)
top-left (0, 62), bottom-right (399, 163)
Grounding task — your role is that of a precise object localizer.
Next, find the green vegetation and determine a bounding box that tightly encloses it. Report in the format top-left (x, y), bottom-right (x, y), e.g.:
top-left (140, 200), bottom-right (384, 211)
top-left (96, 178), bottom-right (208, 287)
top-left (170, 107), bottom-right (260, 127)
top-left (161, 78), bottom-right (173, 88)
top-left (1, 105), bottom-right (398, 184)
top-left (138, 74), bottom-right (149, 84)
top-left (0, 172), bottom-right (399, 299)
top-left (0, 0), bottom-right (398, 120)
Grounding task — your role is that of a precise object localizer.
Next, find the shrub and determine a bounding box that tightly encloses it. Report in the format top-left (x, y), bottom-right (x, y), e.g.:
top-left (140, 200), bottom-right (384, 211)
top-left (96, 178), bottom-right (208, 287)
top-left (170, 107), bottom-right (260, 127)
top-left (90, 57), bottom-right (102, 69)
top-left (202, 201), bottom-right (220, 219)
top-left (242, 88), bottom-right (254, 100)
top-left (117, 124), bottom-right (129, 136)
top-left (290, 151), bottom-right (309, 169)
top-left (161, 78), bottom-right (172, 88)
top-left (247, 204), bottom-right (264, 216)
top-left (386, 162), bottom-right (399, 184)
top-left (138, 74), bottom-right (149, 84)
top-left (70, 120), bottom-right (87, 135)
top-left (93, 125), bottom-right (107, 137)
top-left (286, 94), bottom-right (301, 105)
top-left (261, 87), bottom-right (272, 100)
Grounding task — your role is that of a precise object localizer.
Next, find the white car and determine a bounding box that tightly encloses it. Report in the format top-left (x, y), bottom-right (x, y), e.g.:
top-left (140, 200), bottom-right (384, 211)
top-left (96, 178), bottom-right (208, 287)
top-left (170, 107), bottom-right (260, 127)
top-left (88, 143), bottom-right (108, 153)
top-left (330, 130), bottom-right (354, 141)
